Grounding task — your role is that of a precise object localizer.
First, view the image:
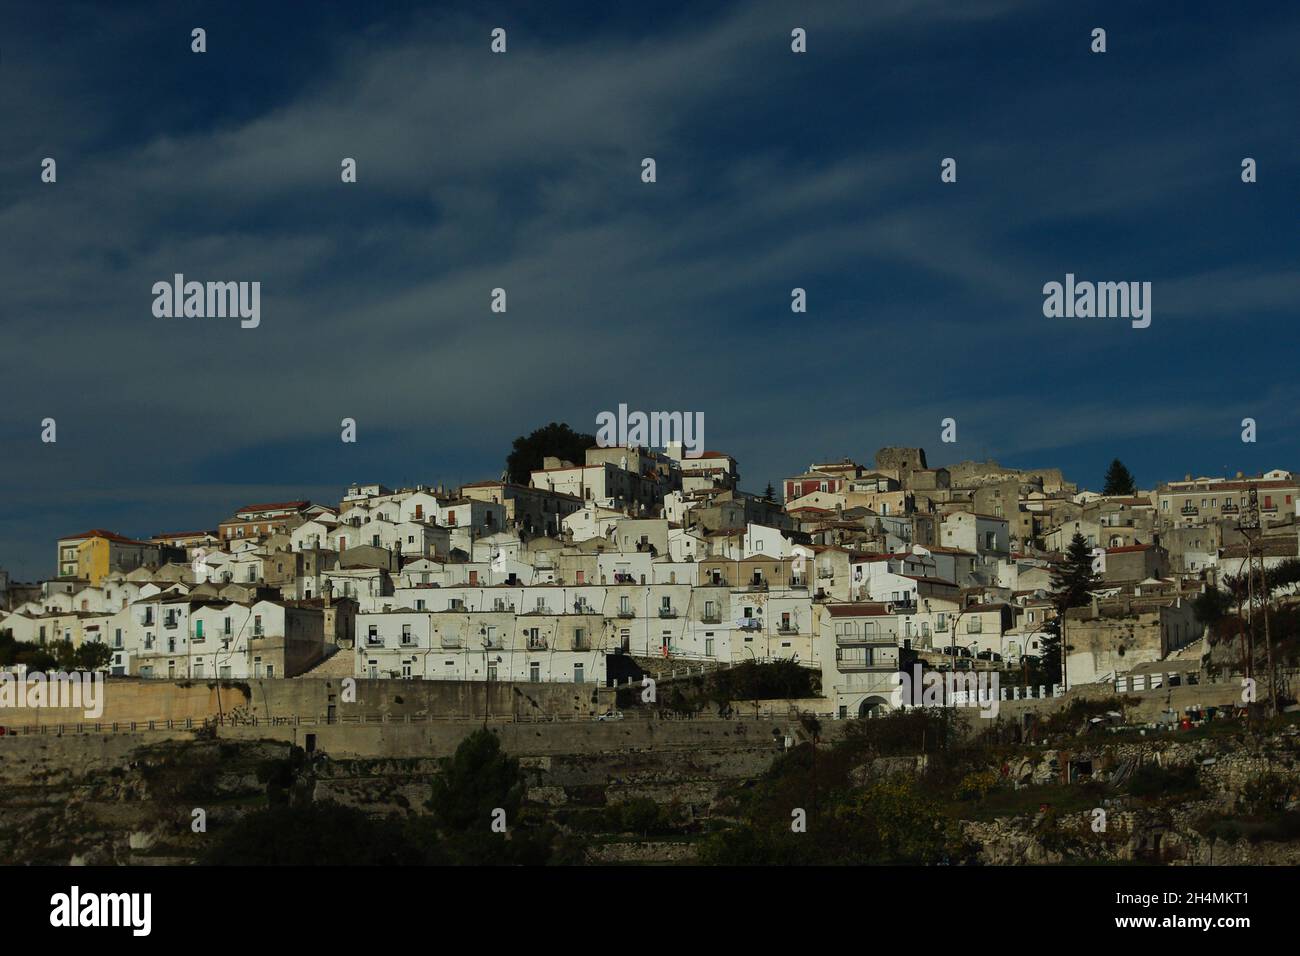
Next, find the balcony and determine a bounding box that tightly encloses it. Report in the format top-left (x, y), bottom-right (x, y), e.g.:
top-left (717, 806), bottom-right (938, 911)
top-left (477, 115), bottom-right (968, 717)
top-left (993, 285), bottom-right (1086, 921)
top-left (617, 609), bottom-right (636, 619)
top-left (834, 652), bottom-right (875, 671)
top-left (835, 629), bottom-right (892, 646)
top-left (366, 636), bottom-right (383, 648)
top-left (526, 637), bottom-right (548, 651)
top-left (658, 607), bottom-right (678, 619)
top-left (777, 625), bottom-right (798, 635)
top-left (1222, 503), bottom-right (1239, 513)
top-left (789, 578), bottom-right (807, 589)
top-left (1180, 505), bottom-right (1198, 516)
top-left (737, 618), bottom-right (762, 632)
top-left (440, 636), bottom-right (462, 648)
top-left (747, 581), bottom-right (768, 592)
top-left (572, 639), bottom-right (591, 652)
top-left (701, 613), bottom-right (722, 624)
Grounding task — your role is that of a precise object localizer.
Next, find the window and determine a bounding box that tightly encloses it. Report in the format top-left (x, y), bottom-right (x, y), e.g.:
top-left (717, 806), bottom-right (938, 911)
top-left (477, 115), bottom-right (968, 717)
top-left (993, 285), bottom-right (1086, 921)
top-left (195, 620), bottom-right (204, 640)
top-left (529, 662), bottom-right (540, 682)
top-left (705, 638), bottom-right (714, 656)
top-left (968, 617), bottom-right (983, 634)
top-left (574, 663), bottom-right (585, 684)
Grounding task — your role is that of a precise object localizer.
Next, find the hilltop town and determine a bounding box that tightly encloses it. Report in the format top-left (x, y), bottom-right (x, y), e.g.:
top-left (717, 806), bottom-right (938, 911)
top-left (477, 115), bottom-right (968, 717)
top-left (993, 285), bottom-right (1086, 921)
top-left (2, 441), bottom-right (1295, 720)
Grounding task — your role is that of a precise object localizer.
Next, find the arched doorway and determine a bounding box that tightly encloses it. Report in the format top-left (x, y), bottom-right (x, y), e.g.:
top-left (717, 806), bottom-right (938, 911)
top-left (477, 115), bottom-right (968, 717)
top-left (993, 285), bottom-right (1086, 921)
top-left (858, 696), bottom-right (890, 718)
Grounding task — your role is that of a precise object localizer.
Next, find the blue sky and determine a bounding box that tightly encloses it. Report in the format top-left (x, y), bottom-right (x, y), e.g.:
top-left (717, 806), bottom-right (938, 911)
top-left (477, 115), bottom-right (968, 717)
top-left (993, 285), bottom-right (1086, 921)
top-left (2, 0), bottom-right (1299, 580)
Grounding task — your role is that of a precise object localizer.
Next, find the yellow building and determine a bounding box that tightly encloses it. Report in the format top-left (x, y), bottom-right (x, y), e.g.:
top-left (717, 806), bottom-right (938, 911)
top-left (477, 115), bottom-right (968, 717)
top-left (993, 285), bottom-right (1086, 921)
top-left (55, 530), bottom-right (160, 585)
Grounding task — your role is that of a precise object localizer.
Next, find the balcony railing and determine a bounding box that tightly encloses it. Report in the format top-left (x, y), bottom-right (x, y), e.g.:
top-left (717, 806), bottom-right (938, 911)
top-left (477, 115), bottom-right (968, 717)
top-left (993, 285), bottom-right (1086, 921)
top-left (834, 653), bottom-right (873, 671)
top-left (789, 578), bottom-right (807, 589)
top-left (835, 630), bottom-right (892, 646)
top-left (747, 581), bottom-right (768, 592)
top-left (737, 619), bottom-right (762, 632)
top-left (440, 636), bottom-right (462, 648)
top-left (617, 609), bottom-right (635, 619)
top-left (526, 638), bottom-right (548, 651)
top-left (658, 607), bottom-right (677, 618)
top-left (777, 625), bottom-right (798, 635)
top-left (1180, 505), bottom-right (1198, 515)
top-left (701, 613), bottom-right (722, 624)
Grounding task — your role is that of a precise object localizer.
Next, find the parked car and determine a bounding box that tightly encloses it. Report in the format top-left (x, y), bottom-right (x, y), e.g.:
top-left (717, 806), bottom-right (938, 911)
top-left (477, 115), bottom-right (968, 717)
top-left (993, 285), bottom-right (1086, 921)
top-left (594, 710), bottom-right (624, 721)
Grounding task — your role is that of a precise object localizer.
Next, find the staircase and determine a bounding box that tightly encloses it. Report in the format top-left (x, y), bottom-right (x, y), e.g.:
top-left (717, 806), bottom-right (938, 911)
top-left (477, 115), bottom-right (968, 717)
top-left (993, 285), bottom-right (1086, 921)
top-left (293, 645), bottom-right (356, 679)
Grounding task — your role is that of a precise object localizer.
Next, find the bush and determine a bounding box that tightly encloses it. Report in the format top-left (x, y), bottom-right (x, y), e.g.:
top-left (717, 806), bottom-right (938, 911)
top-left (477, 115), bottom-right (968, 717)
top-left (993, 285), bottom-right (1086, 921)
top-left (954, 769), bottom-right (1000, 802)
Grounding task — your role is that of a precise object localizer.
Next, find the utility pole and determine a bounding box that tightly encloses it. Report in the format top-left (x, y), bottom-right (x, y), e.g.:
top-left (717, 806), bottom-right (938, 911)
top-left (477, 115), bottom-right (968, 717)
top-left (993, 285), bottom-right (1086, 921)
top-left (1236, 487), bottom-right (1276, 719)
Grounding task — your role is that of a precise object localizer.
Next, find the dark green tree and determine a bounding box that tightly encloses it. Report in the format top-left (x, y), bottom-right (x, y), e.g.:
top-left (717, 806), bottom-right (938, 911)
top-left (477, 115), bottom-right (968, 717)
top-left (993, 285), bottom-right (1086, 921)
top-left (1102, 458), bottom-right (1137, 496)
top-left (1042, 531), bottom-right (1101, 686)
top-left (505, 422), bottom-right (597, 485)
top-left (424, 728), bottom-right (560, 864)
top-left (763, 482), bottom-right (776, 502)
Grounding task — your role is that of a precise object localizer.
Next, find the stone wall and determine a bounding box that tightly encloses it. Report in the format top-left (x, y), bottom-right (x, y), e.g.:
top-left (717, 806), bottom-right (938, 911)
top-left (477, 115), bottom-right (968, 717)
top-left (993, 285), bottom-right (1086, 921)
top-left (0, 676), bottom-right (617, 728)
